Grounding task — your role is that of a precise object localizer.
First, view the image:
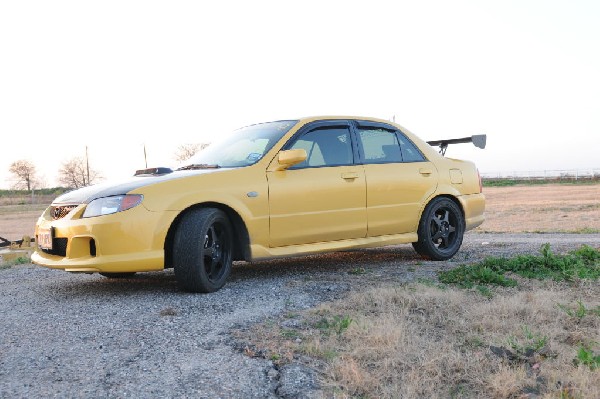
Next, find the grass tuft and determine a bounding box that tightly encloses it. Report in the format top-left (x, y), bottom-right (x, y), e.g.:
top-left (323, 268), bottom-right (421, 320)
top-left (1, 256), bottom-right (30, 270)
top-left (506, 325), bottom-right (548, 356)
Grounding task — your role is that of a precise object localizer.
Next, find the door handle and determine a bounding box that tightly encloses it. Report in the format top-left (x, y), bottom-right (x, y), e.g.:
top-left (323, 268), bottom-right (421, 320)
top-left (419, 168), bottom-right (433, 176)
top-left (341, 172), bottom-right (359, 180)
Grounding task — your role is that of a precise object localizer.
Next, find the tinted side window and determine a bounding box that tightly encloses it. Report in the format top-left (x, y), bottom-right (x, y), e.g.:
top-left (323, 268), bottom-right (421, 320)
top-left (289, 127), bottom-right (353, 168)
top-left (358, 128), bottom-right (402, 163)
top-left (397, 133), bottom-right (426, 162)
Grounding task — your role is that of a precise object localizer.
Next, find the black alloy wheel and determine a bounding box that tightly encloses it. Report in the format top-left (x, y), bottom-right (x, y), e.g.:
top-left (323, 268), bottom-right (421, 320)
top-left (173, 208), bottom-right (233, 293)
top-left (412, 197), bottom-right (465, 261)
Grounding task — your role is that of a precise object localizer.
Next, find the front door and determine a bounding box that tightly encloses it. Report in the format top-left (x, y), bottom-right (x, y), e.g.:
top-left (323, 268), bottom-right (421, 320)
top-left (267, 122), bottom-right (367, 247)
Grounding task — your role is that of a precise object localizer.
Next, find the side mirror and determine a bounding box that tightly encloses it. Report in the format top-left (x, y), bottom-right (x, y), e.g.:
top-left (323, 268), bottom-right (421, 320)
top-left (274, 149), bottom-right (307, 171)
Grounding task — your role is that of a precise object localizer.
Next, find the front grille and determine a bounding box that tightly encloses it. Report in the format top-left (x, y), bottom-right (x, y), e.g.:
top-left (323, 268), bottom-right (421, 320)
top-left (41, 237), bottom-right (68, 257)
top-left (51, 205), bottom-right (78, 220)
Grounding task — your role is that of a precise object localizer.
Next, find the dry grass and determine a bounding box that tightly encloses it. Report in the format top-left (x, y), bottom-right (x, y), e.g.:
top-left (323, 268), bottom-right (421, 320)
top-left (239, 280), bottom-right (599, 398)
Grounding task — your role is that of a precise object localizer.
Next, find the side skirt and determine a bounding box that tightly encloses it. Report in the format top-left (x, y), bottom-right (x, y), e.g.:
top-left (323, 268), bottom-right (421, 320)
top-left (249, 232), bottom-right (419, 261)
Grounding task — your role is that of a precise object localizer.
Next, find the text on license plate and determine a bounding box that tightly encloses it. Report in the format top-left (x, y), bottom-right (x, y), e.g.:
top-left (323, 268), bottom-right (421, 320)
top-left (38, 229), bottom-right (52, 250)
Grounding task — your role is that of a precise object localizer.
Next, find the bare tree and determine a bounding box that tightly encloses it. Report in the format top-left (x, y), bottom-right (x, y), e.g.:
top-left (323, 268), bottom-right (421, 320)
top-left (9, 160), bottom-right (38, 190)
top-left (58, 157), bottom-right (101, 189)
top-left (174, 143), bottom-right (210, 162)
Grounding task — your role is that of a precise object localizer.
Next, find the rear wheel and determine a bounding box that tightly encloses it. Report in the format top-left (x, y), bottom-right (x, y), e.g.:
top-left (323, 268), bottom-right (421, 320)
top-left (173, 208), bottom-right (233, 293)
top-left (412, 197), bottom-right (465, 260)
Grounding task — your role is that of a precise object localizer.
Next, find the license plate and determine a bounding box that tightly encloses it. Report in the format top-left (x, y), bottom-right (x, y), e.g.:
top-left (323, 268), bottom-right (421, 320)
top-left (38, 229), bottom-right (52, 250)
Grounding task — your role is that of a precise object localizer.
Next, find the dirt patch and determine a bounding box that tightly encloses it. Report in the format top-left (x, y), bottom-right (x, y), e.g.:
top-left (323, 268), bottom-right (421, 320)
top-left (479, 184), bottom-right (600, 233)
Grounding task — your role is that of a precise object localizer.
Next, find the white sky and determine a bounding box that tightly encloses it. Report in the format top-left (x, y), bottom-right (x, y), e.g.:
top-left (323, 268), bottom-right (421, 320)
top-left (1, 0), bottom-right (599, 188)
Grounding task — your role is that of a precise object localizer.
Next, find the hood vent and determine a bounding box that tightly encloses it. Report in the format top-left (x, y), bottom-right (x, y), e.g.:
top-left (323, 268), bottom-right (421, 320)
top-left (134, 167), bottom-right (173, 177)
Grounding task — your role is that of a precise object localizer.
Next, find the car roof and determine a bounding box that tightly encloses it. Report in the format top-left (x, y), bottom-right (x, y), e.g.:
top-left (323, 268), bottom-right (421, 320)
top-left (296, 115), bottom-right (395, 124)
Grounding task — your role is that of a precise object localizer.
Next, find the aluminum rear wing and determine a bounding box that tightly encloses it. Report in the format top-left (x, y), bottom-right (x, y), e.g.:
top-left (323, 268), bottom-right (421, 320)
top-left (427, 134), bottom-right (486, 156)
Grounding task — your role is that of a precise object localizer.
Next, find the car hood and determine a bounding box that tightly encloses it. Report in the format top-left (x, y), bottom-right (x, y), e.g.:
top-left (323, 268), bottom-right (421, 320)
top-left (53, 168), bottom-right (232, 204)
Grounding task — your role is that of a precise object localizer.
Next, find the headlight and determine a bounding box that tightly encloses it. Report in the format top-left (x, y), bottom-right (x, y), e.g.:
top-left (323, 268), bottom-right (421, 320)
top-left (82, 194), bottom-right (143, 218)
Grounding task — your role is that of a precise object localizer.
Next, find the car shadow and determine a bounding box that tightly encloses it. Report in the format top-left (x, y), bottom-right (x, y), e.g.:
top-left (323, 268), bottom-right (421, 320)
top-left (231, 246), bottom-right (421, 279)
top-left (40, 246), bottom-right (421, 298)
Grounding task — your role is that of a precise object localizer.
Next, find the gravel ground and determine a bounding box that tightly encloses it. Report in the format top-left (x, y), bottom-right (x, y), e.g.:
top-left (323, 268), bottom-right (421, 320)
top-left (1, 232), bottom-right (599, 398)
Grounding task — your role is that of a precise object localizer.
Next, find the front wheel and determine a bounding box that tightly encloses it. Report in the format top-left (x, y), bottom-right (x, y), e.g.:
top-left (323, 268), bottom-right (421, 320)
top-left (173, 208), bottom-right (233, 293)
top-left (412, 197), bottom-right (465, 261)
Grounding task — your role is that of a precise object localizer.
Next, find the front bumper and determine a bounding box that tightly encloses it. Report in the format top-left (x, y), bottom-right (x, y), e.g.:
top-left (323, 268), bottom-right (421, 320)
top-left (31, 203), bottom-right (174, 273)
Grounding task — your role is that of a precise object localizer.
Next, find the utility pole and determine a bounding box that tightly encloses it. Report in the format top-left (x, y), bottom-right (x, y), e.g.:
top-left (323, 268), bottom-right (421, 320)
top-left (85, 146), bottom-right (90, 186)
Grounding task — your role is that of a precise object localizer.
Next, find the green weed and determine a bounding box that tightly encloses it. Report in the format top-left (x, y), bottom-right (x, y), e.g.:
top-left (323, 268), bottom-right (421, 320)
top-left (574, 345), bottom-right (600, 370)
top-left (557, 300), bottom-right (595, 320)
top-left (475, 285), bottom-right (494, 298)
top-left (349, 267), bottom-right (367, 275)
top-left (438, 265), bottom-right (517, 288)
top-left (280, 329), bottom-right (300, 339)
top-left (316, 315), bottom-right (353, 336)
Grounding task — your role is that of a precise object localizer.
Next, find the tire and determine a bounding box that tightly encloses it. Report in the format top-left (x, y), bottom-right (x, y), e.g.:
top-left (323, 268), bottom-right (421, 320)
top-left (99, 272), bottom-right (136, 278)
top-left (173, 208), bottom-right (233, 293)
top-left (412, 197), bottom-right (465, 261)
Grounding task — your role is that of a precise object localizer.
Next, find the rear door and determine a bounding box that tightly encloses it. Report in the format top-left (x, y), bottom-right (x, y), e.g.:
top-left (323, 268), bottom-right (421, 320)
top-left (355, 121), bottom-right (438, 236)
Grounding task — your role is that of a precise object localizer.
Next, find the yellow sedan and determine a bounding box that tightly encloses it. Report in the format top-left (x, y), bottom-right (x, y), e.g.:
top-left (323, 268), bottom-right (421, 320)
top-left (32, 116), bottom-right (485, 293)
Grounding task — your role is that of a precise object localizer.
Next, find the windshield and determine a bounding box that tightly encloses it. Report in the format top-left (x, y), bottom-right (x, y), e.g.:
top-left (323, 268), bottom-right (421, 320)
top-left (178, 120), bottom-right (298, 169)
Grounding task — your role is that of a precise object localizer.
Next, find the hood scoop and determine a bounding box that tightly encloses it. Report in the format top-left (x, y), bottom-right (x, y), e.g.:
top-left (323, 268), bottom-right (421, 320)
top-left (134, 167), bottom-right (173, 177)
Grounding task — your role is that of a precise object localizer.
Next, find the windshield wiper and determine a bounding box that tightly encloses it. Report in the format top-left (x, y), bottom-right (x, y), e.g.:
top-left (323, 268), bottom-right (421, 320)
top-left (177, 163), bottom-right (221, 171)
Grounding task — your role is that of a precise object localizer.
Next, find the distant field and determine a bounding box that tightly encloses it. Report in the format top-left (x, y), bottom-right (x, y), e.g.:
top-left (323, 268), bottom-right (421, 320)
top-left (480, 184), bottom-right (600, 233)
top-left (1, 184), bottom-right (599, 241)
top-left (0, 193), bottom-right (57, 240)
